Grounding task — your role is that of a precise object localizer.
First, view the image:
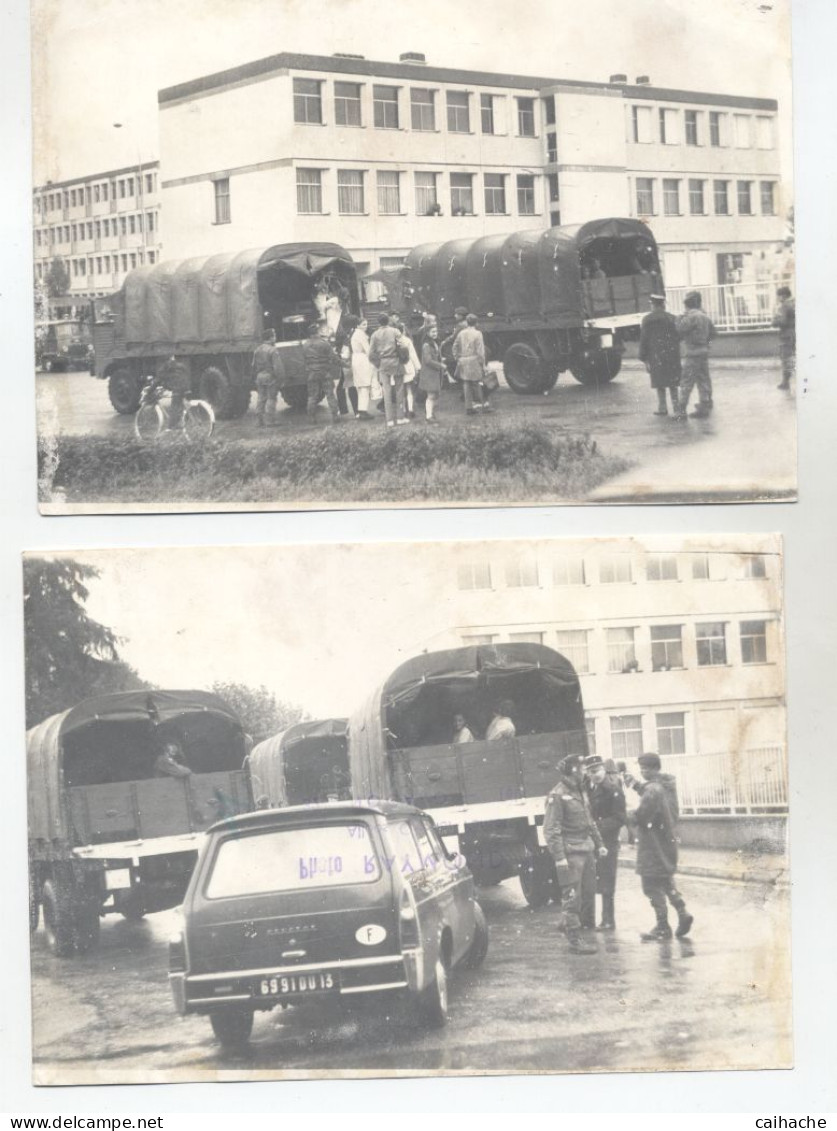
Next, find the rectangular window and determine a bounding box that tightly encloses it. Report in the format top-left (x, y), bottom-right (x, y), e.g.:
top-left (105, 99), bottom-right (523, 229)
top-left (660, 108), bottom-right (680, 144)
top-left (606, 627), bottom-right (637, 673)
top-left (119, 216), bottom-right (127, 235)
top-left (460, 634), bottom-right (495, 647)
top-left (450, 172), bottom-right (474, 215)
top-left (647, 554), bottom-right (678, 581)
top-left (760, 181), bottom-right (777, 215)
top-left (126, 177), bottom-right (134, 196)
top-left (585, 718), bottom-right (597, 757)
top-left (610, 715), bottom-right (644, 761)
top-left (376, 171), bottom-right (401, 215)
top-left (415, 171), bottom-right (438, 215)
top-left (480, 93), bottom-right (495, 134)
top-left (121, 254), bottom-right (128, 271)
top-left (691, 554), bottom-right (710, 580)
top-left (743, 555), bottom-right (767, 578)
top-left (740, 620), bottom-right (768, 664)
top-left (130, 253), bottom-right (137, 269)
top-left (93, 184), bottom-right (100, 203)
top-left (734, 114), bottom-right (752, 147)
top-left (213, 178), bottom-right (231, 224)
top-left (446, 91), bottom-right (470, 132)
top-left (651, 625), bottom-right (683, 671)
top-left (737, 181), bottom-right (753, 215)
top-left (293, 78), bottom-right (323, 124)
top-left (517, 97), bottom-right (536, 136)
top-left (94, 220), bottom-right (101, 238)
top-left (556, 630), bottom-right (590, 674)
top-left (547, 173), bottom-right (559, 203)
top-left (509, 631), bottom-right (544, 646)
top-left (688, 179), bottom-right (706, 216)
top-left (411, 88), bottom-right (436, 131)
top-left (128, 215), bottom-right (136, 234)
top-left (600, 554), bottom-right (632, 584)
top-left (756, 116), bottom-right (774, 149)
top-left (484, 173), bottom-right (507, 215)
top-left (543, 96), bottom-right (556, 126)
top-left (504, 556), bottom-right (539, 587)
top-left (546, 131), bottom-right (558, 163)
top-left (663, 179), bottom-right (681, 216)
top-left (684, 109), bottom-right (699, 145)
top-left (696, 622), bottom-right (727, 666)
top-left (636, 177), bottom-right (655, 215)
top-left (147, 212), bottom-right (156, 232)
top-left (713, 180), bottom-right (730, 215)
top-left (147, 251), bottom-right (155, 264)
top-left (709, 111), bottom-right (724, 147)
top-left (337, 170), bottom-right (364, 215)
top-left (102, 182), bottom-right (109, 201)
top-left (656, 712), bottom-right (686, 756)
top-left (296, 168), bottom-right (323, 214)
top-left (517, 174), bottom-right (536, 215)
top-left (632, 105), bottom-right (653, 143)
top-left (334, 81), bottom-right (362, 127)
top-left (457, 561), bottom-right (492, 590)
top-left (145, 172), bottom-right (154, 193)
top-left (373, 85), bottom-right (399, 129)
top-left (553, 556), bottom-right (585, 586)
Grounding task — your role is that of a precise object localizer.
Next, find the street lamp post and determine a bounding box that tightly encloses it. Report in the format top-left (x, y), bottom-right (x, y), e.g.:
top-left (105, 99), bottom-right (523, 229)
top-left (113, 122), bottom-right (148, 264)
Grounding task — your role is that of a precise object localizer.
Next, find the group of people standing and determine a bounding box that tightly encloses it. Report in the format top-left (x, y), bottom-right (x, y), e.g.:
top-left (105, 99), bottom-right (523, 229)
top-left (543, 750), bottom-right (693, 955)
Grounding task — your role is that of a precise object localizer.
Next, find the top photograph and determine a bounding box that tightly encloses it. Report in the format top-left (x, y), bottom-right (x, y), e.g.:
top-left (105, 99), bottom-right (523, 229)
top-left (32, 0), bottom-right (795, 513)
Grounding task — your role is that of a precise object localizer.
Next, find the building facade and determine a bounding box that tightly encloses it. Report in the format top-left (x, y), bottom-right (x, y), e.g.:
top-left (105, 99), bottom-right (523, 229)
top-left (421, 538), bottom-right (786, 825)
top-left (32, 163), bottom-right (163, 318)
top-left (157, 52), bottom-right (785, 297)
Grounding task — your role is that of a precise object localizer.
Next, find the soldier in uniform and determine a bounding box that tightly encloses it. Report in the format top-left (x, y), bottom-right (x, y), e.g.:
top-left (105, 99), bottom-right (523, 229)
top-left (676, 291), bottom-right (717, 419)
top-left (773, 285), bottom-right (796, 391)
top-left (639, 294), bottom-right (682, 416)
top-left (302, 322), bottom-right (341, 424)
top-left (251, 329), bottom-right (285, 427)
top-left (158, 355), bottom-right (191, 430)
top-left (584, 754), bottom-right (626, 930)
top-left (543, 752), bottom-right (607, 955)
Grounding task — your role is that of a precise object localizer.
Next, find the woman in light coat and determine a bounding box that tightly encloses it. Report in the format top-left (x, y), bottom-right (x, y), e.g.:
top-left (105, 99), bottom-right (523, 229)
top-left (349, 316), bottom-right (374, 419)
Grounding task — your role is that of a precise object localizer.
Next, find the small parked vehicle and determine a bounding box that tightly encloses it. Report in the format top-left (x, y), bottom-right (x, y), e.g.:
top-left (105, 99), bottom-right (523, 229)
top-left (169, 801), bottom-right (488, 1049)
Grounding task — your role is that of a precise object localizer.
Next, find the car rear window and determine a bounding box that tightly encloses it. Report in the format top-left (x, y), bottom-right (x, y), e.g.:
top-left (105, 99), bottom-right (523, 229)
top-left (205, 822), bottom-right (381, 899)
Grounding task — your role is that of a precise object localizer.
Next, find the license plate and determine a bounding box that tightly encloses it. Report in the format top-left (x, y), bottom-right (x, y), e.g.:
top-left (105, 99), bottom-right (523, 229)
top-left (600, 333), bottom-right (614, 348)
top-left (257, 971), bottom-right (337, 997)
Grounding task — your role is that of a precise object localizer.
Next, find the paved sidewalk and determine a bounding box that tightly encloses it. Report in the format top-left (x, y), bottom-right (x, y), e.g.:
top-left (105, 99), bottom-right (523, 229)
top-left (618, 842), bottom-right (789, 886)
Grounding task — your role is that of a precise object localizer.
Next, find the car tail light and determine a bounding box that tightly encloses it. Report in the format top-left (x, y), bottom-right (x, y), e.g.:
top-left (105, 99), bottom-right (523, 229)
top-left (398, 885), bottom-right (420, 950)
top-left (168, 930), bottom-right (186, 973)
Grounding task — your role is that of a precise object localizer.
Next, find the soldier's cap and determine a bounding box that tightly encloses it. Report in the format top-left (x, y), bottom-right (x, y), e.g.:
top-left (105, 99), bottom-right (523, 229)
top-left (557, 752), bottom-right (584, 774)
top-left (583, 754), bottom-right (605, 771)
top-left (454, 306), bottom-right (469, 319)
top-left (650, 293), bottom-right (666, 303)
top-left (777, 285), bottom-right (792, 298)
top-left (638, 752), bottom-right (662, 771)
top-left (684, 290), bottom-right (703, 308)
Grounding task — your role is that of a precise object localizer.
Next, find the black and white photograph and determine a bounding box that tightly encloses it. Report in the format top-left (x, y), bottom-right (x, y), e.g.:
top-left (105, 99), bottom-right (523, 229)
top-left (32, 0), bottom-right (795, 512)
top-left (24, 536), bottom-right (791, 1084)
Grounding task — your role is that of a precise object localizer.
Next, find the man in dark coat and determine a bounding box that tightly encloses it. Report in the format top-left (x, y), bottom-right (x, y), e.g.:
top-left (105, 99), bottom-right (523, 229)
top-left (584, 754), bottom-right (626, 929)
top-left (773, 285), bottom-right (795, 391)
top-left (543, 752), bottom-right (607, 955)
top-left (639, 294), bottom-right (681, 416)
top-left (624, 752), bottom-right (694, 941)
top-left (302, 322), bottom-right (340, 423)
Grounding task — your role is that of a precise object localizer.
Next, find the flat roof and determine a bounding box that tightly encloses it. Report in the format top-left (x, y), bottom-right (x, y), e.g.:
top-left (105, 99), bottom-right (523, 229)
top-left (158, 51), bottom-right (777, 112)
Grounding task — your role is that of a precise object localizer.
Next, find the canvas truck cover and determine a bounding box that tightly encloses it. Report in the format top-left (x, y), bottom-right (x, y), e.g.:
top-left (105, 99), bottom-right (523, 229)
top-left (27, 690), bottom-right (245, 846)
top-left (347, 643), bottom-right (585, 801)
top-left (248, 719), bottom-right (348, 807)
top-left (120, 243), bottom-right (356, 346)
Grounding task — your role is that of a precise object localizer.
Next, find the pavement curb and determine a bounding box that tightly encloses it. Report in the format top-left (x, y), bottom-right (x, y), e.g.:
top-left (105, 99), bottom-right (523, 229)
top-left (617, 850), bottom-right (789, 888)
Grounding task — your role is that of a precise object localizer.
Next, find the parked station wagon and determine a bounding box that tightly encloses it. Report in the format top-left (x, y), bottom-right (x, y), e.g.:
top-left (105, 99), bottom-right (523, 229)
top-left (169, 801), bottom-right (488, 1049)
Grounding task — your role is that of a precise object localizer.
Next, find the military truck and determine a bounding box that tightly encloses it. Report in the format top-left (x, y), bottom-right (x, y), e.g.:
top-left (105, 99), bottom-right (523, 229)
top-left (90, 244), bottom-right (360, 418)
top-left (247, 719), bottom-right (350, 807)
top-left (37, 319), bottom-right (94, 372)
top-left (392, 217), bottom-right (663, 393)
top-left (27, 690), bottom-right (251, 956)
top-left (346, 643), bottom-right (588, 906)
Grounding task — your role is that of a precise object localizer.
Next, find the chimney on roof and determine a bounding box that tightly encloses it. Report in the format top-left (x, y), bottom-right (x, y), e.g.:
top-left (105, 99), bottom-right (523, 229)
top-left (400, 52), bottom-right (427, 64)
top-left (609, 73), bottom-right (628, 84)
top-left (635, 75), bottom-right (651, 85)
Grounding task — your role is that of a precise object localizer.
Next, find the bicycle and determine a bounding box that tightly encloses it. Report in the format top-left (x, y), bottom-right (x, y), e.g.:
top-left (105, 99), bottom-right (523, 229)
top-left (134, 378), bottom-right (215, 442)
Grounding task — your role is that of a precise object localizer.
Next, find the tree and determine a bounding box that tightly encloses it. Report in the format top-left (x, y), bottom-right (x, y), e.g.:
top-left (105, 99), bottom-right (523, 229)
top-left (24, 558), bottom-right (150, 728)
top-left (209, 682), bottom-right (307, 745)
top-left (45, 257), bottom-right (70, 299)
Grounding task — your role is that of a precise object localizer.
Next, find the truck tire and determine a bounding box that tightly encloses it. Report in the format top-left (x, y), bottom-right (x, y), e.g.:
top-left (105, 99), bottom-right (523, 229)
top-left (503, 342), bottom-right (544, 394)
top-left (280, 384), bottom-right (311, 412)
top-left (42, 879), bottom-right (76, 957)
top-left (417, 956), bottom-right (449, 1028)
top-left (519, 848), bottom-right (557, 909)
top-left (199, 366), bottom-right (236, 419)
top-left (210, 1008), bottom-right (254, 1049)
top-left (540, 370), bottom-right (560, 392)
top-left (462, 903), bottom-right (489, 970)
top-left (231, 385), bottom-right (252, 418)
top-left (569, 348), bottom-right (622, 386)
top-left (108, 367), bottom-right (142, 414)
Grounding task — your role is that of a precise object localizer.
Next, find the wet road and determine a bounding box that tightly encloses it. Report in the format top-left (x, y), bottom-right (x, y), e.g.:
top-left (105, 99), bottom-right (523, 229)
top-left (31, 872), bottom-right (791, 1083)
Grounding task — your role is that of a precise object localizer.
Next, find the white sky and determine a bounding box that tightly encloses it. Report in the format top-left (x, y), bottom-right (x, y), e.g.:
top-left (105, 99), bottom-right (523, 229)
top-left (32, 0), bottom-right (793, 184)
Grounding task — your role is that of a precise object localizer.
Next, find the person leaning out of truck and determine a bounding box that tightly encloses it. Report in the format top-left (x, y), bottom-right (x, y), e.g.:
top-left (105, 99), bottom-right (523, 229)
top-left (543, 752), bottom-right (607, 955)
top-left (158, 355), bottom-right (192, 429)
top-left (153, 739), bottom-right (192, 779)
top-left (252, 328), bottom-right (286, 427)
top-left (302, 322), bottom-right (341, 424)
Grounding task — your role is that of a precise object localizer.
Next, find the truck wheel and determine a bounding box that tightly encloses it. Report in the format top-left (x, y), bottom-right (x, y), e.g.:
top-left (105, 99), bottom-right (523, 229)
top-left (200, 366), bottom-right (236, 419)
top-left (210, 1008), bottom-right (254, 1049)
top-left (74, 902), bottom-right (101, 953)
top-left (280, 384), bottom-right (311, 412)
top-left (119, 893), bottom-right (146, 922)
top-left (503, 342), bottom-right (544, 394)
top-left (519, 848), bottom-right (557, 909)
top-left (462, 903), bottom-right (489, 970)
top-left (540, 370), bottom-right (560, 392)
top-left (42, 879), bottom-right (76, 957)
top-left (108, 367), bottom-right (142, 414)
top-left (231, 385), bottom-right (252, 418)
top-left (569, 348), bottom-right (622, 386)
top-left (417, 956), bottom-right (449, 1028)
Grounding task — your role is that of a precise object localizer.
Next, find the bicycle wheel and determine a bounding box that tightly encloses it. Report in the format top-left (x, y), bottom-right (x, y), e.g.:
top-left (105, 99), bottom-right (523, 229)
top-left (134, 403), bottom-right (165, 441)
top-left (183, 400), bottom-right (215, 441)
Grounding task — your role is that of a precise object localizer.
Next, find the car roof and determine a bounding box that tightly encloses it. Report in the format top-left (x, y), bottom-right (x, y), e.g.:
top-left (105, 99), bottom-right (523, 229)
top-left (207, 799), bottom-right (423, 836)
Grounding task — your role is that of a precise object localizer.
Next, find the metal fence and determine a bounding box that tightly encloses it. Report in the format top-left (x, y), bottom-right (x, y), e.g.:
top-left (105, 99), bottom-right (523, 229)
top-left (666, 282), bottom-right (776, 333)
top-left (659, 746), bottom-right (787, 814)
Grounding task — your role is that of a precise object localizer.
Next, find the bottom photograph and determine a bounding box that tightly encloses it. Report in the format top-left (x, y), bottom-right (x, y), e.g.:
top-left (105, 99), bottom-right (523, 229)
top-left (23, 536), bottom-right (791, 1084)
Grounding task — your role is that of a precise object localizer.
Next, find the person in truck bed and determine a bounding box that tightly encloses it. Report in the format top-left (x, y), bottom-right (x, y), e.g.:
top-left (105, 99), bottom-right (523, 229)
top-left (485, 700), bottom-right (516, 740)
top-left (153, 740), bottom-right (192, 779)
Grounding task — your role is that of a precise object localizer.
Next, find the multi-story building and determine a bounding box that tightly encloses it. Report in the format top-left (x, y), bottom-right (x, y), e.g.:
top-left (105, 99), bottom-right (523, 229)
top-left (157, 52), bottom-right (785, 299)
top-left (420, 537), bottom-right (786, 844)
top-left (32, 162), bottom-right (163, 318)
